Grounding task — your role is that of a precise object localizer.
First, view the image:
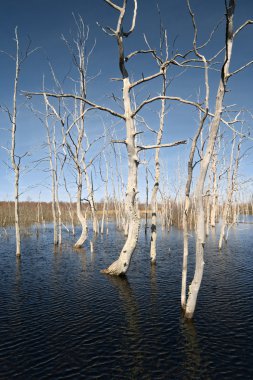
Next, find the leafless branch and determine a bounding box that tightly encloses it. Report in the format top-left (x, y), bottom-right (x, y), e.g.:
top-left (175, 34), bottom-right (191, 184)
top-left (125, 49), bottom-right (155, 62)
top-left (111, 139), bottom-right (126, 144)
top-left (130, 70), bottom-right (163, 89)
top-left (228, 59), bottom-right (253, 77)
top-left (132, 95), bottom-right (203, 117)
top-left (137, 140), bottom-right (187, 151)
top-left (234, 20), bottom-right (253, 37)
top-left (104, 0), bottom-right (122, 12)
top-left (23, 91), bottom-right (126, 120)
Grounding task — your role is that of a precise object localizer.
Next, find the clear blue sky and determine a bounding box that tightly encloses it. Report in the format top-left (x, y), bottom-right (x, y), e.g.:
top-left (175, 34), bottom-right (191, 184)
top-left (0, 0), bottom-right (253, 202)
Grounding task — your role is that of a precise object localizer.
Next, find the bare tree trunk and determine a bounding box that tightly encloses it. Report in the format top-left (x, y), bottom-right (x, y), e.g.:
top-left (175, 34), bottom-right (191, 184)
top-left (74, 170), bottom-right (87, 248)
top-left (84, 169), bottom-right (98, 234)
top-left (63, 175), bottom-right (75, 236)
top-left (219, 134), bottom-right (236, 249)
top-left (14, 169), bottom-right (21, 256)
top-left (150, 66), bottom-right (167, 263)
top-left (53, 132), bottom-right (62, 245)
top-left (51, 171), bottom-right (58, 245)
top-left (205, 193), bottom-right (210, 237)
top-left (101, 157), bottom-right (109, 235)
top-left (181, 110), bottom-right (207, 310)
top-left (185, 0), bottom-right (235, 319)
top-left (44, 96), bottom-right (58, 245)
top-left (219, 134), bottom-right (241, 249)
top-left (210, 150), bottom-right (218, 227)
top-left (100, 1), bottom-right (141, 275)
top-left (11, 28), bottom-right (21, 256)
top-left (102, 76), bottom-right (140, 275)
top-left (145, 165), bottom-right (149, 235)
top-left (55, 175), bottom-right (62, 245)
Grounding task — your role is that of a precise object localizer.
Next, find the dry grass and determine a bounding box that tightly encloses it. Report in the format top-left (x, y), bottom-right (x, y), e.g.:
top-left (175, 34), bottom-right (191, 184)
top-left (0, 200), bottom-right (251, 228)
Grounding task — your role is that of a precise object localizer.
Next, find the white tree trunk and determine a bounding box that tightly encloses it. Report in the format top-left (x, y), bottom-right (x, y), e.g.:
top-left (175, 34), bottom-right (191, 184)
top-left (150, 74), bottom-right (166, 264)
top-left (210, 151), bottom-right (218, 227)
top-left (181, 110), bottom-right (208, 310)
top-left (101, 159), bottom-right (109, 235)
top-left (11, 28), bottom-right (21, 256)
top-left (102, 78), bottom-right (140, 275)
top-left (185, 0), bottom-right (235, 319)
top-left (84, 170), bottom-right (98, 234)
top-left (14, 169), bottom-right (21, 256)
top-left (219, 134), bottom-right (241, 249)
top-left (74, 170), bottom-right (87, 248)
top-left (205, 194), bottom-right (210, 237)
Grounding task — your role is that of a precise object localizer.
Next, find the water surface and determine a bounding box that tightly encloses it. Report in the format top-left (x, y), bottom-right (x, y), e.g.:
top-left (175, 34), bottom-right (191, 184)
top-left (0, 222), bottom-right (253, 379)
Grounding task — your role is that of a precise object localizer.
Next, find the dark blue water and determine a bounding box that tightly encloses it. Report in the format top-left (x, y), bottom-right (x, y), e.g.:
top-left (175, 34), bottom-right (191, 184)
top-left (0, 221), bottom-right (253, 379)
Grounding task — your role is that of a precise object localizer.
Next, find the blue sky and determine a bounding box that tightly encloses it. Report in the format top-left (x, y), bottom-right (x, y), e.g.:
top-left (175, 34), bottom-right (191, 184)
top-left (0, 0), bottom-right (253, 202)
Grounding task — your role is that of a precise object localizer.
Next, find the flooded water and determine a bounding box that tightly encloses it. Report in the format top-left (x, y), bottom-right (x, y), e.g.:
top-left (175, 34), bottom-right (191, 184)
top-left (0, 221), bottom-right (253, 379)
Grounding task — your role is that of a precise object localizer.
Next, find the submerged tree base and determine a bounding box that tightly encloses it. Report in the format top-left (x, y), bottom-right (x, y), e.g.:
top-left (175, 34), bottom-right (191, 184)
top-left (150, 258), bottom-right (156, 265)
top-left (101, 258), bottom-right (129, 276)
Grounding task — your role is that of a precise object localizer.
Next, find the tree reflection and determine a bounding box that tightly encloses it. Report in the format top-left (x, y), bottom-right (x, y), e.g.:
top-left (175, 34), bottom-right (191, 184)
top-left (106, 275), bottom-right (144, 378)
top-left (181, 317), bottom-right (212, 379)
top-left (15, 255), bottom-right (21, 289)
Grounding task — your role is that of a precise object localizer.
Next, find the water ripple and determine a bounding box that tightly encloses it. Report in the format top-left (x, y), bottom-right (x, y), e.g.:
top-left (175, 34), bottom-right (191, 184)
top-left (0, 222), bottom-right (253, 379)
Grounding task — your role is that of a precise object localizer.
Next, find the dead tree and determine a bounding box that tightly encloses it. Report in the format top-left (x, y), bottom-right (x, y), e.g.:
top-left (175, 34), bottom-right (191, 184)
top-left (100, 153), bottom-right (109, 235)
top-left (184, 0), bottom-right (253, 319)
top-left (62, 171), bottom-right (75, 236)
top-left (62, 17), bottom-right (99, 240)
top-left (26, 1), bottom-right (203, 275)
top-left (45, 18), bottom-right (100, 248)
top-left (11, 28), bottom-right (22, 256)
top-left (1, 28), bottom-right (36, 256)
top-left (147, 30), bottom-right (169, 264)
top-left (100, 0), bottom-right (187, 275)
top-left (210, 147), bottom-right (218, 228)
top-left (44, 108), bottom-right (59, 245)
top-left (219, 132), bottom-right (243, 249)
